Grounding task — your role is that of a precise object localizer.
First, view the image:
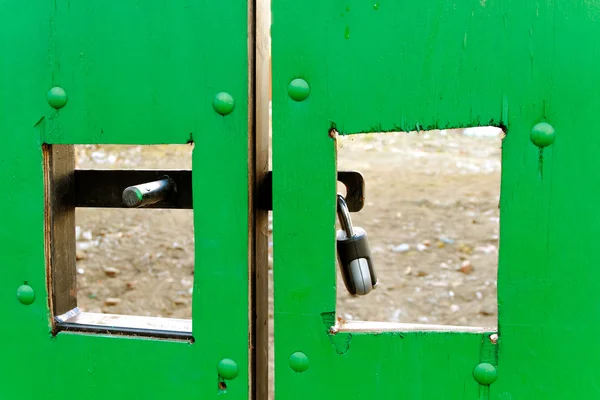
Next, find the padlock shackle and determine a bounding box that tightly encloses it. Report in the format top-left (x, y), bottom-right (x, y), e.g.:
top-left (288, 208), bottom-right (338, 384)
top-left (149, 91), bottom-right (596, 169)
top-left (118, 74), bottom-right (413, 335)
top-left (336, 194), bottom-right (354, 238)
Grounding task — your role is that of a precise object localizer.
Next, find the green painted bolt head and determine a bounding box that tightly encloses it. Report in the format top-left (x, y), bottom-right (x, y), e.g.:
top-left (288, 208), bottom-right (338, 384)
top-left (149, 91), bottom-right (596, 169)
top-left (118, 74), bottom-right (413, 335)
top-left (16, 284), bottom-right (35, 305)
top-left (217, 358), bottom-right (238, 380)
top-left (530, 122), bottom-right (555, 148)
top-left (213, 92), bottom-right (235, 116)
top-left (289, 351), bottom-right (309, 373)
top-left (288, 78), bottom-right (310, 102)
top-left (46, 87), bottom-right (68, 109)
top-left (473, 363), bottom-right (497, 385)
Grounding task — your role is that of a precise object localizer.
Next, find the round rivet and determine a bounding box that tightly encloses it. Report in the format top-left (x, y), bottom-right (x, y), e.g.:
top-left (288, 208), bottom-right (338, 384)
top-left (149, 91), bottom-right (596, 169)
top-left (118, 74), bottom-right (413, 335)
top-left (287, 79), bottom-right (310, 102)
top-left (46, 87), bottom-right (68, 109)
top-left (217, 358), bottom-right (238, 380)
top-left (289, 351), bottom-right (309, 373)
top-left (530, 122), bottom-right (555, 148)
top-left (473, 363), bottom-right (497, 385)
top-left (16, 284), bottom-right (35, 305)
top-left (373, 3), bottom-right (380, 10)
top-left (213, 92), bottom-right (235, 116)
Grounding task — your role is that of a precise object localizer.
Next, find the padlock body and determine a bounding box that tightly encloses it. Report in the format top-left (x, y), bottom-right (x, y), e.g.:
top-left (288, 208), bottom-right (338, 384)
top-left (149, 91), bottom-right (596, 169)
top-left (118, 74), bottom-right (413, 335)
top-left (336, 227), bottom-right (377, 295)
top-left (348, 258), bottom-right (373, 295)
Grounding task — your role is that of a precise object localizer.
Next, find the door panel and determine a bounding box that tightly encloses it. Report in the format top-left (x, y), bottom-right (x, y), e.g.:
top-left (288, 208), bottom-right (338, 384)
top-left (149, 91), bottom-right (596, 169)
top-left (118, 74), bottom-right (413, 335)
top-left (0, 1), bottom-right (256, 399)
top-left (272, 0), bottom-right (600, 398)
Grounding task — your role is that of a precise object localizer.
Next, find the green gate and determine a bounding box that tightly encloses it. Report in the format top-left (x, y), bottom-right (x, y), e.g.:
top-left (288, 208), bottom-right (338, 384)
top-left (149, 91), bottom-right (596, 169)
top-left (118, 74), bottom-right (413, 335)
top-left (272, 0), bottom-right (599, 399)
top-left (2, 0), bottom-right (600, 398)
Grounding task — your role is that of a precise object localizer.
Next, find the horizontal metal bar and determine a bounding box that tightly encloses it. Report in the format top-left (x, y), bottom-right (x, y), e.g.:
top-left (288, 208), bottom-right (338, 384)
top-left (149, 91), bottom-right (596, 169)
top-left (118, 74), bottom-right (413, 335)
top-left (55, 322), bottom-right (194, 341)
top-left (74, 170), bottom-right (365, 211)
top-left (53, 308), bottom-right (193, 341)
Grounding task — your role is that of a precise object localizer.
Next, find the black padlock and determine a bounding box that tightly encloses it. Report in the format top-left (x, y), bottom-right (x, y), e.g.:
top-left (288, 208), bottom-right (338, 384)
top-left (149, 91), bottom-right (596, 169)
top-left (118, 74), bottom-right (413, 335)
top-left (336, 194), bottom-right (377, 296)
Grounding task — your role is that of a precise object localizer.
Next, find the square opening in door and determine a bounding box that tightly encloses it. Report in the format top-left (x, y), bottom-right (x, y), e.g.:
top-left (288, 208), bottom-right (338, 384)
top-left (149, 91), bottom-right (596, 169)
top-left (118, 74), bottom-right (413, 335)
top-left (44, 144), bottom-right (195, 340)
top-left (335, 127), bottom-right (503, 330)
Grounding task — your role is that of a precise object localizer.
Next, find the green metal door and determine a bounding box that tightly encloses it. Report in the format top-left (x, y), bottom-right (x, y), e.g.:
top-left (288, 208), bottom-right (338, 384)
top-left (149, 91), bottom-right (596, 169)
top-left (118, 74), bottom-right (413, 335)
top-left (272, 0), bottom-right (600, 398)
top-left (0, 1), bottom-right (263, 399)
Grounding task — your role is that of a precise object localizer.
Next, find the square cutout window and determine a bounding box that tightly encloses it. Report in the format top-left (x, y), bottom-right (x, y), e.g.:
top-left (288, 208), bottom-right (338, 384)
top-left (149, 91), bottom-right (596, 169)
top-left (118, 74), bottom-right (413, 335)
top-left (334, 127), bottom-right (503, 331)
top-left (44, 144), bottom-right (194, 340)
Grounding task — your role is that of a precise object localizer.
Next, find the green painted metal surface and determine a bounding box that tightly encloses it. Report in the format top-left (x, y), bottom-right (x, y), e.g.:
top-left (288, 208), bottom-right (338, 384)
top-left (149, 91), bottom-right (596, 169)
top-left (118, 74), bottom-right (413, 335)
top-left (2, 0), bottom-right (600, 398)
top-left (272, 0), bottom-right (600, 399)
top-left (0, 1), bottom-right (252, 399)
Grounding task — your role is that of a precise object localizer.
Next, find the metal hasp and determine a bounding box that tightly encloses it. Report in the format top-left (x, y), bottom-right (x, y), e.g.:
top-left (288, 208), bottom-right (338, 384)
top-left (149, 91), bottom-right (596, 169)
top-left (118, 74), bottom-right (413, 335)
top-left (122, 176), bottom-right (176, 208)
top-left (74, 170), bottom-right (366, 212)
